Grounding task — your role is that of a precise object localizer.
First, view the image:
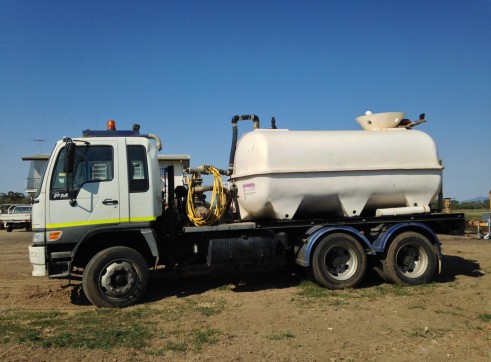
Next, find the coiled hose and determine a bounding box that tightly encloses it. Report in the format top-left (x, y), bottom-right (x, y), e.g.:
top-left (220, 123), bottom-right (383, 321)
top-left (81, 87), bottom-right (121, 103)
top-left (186, 165), bottom-right (226, 226)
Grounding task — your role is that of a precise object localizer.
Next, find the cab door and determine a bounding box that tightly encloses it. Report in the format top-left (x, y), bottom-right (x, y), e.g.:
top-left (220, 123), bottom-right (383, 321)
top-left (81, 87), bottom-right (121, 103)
top-left (47, 139), bottom-right (122, 230)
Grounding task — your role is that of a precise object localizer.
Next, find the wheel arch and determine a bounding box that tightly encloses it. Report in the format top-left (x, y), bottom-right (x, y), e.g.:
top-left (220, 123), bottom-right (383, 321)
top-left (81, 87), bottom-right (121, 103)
top-left (295, 226), bottom-right (374, 267)
top-left (72, 227), bottom-right (157, 269)
top-left (373, 222), bottom-right (441, 256)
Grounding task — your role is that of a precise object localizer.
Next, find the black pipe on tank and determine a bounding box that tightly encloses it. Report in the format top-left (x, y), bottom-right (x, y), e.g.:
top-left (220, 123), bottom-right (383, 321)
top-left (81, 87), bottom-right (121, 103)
top-left (228, 114), bottom-right (260, 174)
top-left (167, 165), bottom-right (175, 209)
top-left (437, 181), bottom-right (443, 212)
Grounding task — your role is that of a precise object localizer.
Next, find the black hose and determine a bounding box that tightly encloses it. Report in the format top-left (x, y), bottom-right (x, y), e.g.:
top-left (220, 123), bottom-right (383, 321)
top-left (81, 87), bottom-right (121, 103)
top-left (167, 165), bottom-right (175, 209)
top-left (228, 115), bottom-right (260, 173)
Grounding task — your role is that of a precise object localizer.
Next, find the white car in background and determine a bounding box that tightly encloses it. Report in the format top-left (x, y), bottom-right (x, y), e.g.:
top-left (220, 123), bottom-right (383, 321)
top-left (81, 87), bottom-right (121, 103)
top-left (0, 205), bottom-right (32, 232)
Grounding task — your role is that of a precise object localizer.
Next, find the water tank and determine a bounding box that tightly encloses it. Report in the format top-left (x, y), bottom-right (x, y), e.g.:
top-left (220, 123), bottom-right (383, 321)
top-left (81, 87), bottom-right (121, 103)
top-left (230, 127), bottom-right (443, 220)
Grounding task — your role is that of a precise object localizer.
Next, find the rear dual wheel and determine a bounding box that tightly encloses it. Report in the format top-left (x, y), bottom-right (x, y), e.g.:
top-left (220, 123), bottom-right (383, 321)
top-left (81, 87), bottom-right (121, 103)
top-left (311, 233), bottom-right (367, 289)
top-left (382, 232), bottom-right (437, 285)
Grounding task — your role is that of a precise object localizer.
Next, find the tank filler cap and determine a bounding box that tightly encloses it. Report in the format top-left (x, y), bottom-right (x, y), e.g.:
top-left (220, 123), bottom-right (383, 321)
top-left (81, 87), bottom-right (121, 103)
top-left (355, 111), bottom-right (406, 130)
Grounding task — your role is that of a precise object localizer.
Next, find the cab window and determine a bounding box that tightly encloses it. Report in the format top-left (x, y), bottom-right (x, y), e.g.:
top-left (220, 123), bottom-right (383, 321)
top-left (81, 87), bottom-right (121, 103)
top-left (127, 145), bottom-right (149, 193)
top-left (50, 145), bottom-right (114, 199)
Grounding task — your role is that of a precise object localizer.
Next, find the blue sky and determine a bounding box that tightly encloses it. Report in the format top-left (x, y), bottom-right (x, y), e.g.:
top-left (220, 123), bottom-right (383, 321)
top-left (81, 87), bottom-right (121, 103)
top-left (1, 0), bottom-right (490, 201)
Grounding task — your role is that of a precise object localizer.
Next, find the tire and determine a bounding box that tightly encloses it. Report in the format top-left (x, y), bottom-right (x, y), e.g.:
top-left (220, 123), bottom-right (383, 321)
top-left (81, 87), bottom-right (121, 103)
top-left (6, 225), bottom-right (13, 232)
top-left (383, 231), bottom-right (437, 286)
top-left (82, 246), bottom-right (149, 308)
top-left (311, 233), bottom-right (367, 289)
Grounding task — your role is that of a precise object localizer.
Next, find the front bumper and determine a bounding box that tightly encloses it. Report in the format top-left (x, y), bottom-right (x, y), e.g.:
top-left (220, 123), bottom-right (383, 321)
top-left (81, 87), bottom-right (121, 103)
top-left (28, 245), bottom-right (46, 276)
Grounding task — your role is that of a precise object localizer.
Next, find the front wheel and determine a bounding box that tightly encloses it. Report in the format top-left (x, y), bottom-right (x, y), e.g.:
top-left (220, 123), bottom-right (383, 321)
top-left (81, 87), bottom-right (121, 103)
top-left (311, 233), bottom-right (367, 289)
top-left (82, 246), bottom-right (149, 308)
top-left (383, 232), bottom-right (437, 286)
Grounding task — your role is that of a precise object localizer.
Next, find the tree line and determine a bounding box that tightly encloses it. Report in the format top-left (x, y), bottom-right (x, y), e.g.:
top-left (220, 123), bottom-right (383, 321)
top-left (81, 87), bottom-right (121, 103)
top-left (0, 192), bottom-right (31, 204)
top-left (452, 200), bottom-right (490, 210)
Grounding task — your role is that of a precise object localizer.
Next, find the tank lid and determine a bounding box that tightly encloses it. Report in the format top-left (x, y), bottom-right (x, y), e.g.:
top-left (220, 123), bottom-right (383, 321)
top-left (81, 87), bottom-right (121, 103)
top-left (356, 111), bottom-right (405, 130)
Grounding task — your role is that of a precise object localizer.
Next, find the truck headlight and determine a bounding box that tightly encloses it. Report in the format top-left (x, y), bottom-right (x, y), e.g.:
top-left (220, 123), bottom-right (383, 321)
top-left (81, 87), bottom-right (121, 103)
top-left (32, 232), bottom-right (45, 244)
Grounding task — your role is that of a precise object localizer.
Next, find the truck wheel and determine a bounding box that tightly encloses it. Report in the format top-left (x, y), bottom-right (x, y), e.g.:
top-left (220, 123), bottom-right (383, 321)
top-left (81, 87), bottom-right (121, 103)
top-left (383, 232), bottom-right (437, 285)
top-left (6, 225), bottom-right (13, 232)
top-left (311, 233), bottom-right (367, 289)
top-left (82, 246), bottom-right (149, 308)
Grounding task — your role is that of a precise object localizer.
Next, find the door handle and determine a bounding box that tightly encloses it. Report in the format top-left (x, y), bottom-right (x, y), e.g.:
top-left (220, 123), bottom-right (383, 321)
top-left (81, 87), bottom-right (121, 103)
top-left (102, 199), bottom-right (119, 205)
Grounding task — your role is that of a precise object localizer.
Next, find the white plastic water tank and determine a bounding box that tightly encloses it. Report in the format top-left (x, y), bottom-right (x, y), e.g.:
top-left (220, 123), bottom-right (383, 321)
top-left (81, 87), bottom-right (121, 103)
top-left (231, 127), bottom-right (443, 220)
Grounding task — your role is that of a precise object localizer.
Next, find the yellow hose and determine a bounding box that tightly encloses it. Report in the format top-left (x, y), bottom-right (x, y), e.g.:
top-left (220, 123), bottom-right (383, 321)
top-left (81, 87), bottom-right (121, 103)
top-left (186, 165), bottom-right (226, 226)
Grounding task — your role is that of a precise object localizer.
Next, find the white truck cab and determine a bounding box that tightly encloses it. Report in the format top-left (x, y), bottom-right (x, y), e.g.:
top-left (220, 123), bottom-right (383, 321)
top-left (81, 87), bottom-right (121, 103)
top-left (29, 123), bottom-right (163, 279)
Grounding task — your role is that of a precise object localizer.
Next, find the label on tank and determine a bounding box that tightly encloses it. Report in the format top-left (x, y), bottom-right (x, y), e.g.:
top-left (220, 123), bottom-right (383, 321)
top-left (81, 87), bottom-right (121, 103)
top-left (242, 183), bottom-right (256, 199)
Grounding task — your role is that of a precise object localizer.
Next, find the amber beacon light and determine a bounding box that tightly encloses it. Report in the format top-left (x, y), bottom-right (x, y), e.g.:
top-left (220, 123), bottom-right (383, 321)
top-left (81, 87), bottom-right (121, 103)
top-left (107, 119), bottom-right (116, 130)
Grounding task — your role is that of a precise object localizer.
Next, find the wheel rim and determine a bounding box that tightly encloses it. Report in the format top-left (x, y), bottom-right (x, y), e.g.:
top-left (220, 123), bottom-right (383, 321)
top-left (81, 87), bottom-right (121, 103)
top-left (395, 243), bottom-right (429, 278)
top-left (99, 260), bottom-right (139, 299)
top-left (324, 246), bottom-right (358, 281)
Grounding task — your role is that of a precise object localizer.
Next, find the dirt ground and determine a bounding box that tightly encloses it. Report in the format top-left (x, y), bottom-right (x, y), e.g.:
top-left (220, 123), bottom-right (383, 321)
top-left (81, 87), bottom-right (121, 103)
top-left (0, 230), bottom-right (490, 361)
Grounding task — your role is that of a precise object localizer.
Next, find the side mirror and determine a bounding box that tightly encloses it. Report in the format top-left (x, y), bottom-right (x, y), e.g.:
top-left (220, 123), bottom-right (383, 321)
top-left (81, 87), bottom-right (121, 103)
top-left (64, 139), bottom-right (77, 206)
top-left (65, 140), bottom-right (76, 174)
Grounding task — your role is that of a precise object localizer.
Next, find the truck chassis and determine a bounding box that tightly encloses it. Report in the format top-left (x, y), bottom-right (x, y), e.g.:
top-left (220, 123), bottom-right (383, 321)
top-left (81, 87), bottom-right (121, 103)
top-left (43, 211), bottom-right (463, 307)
